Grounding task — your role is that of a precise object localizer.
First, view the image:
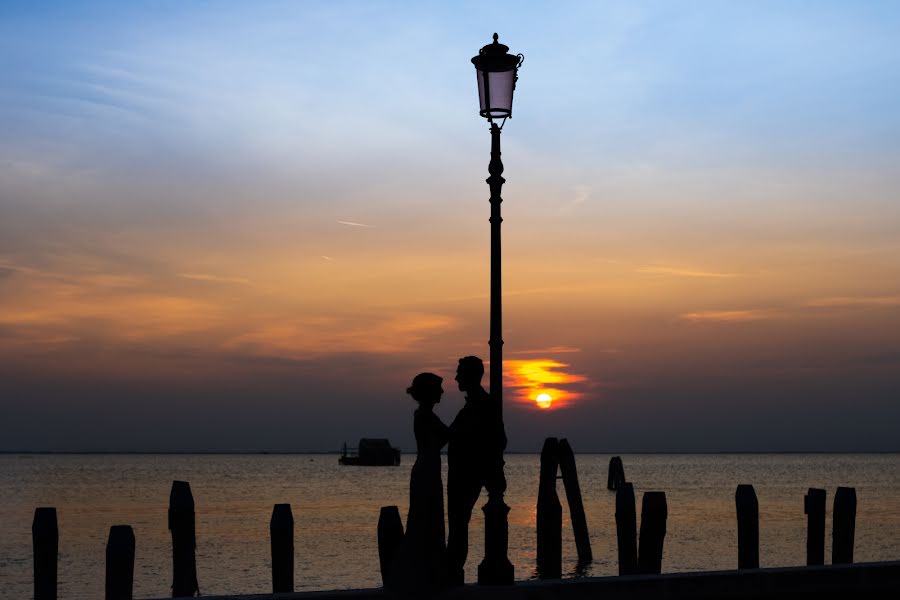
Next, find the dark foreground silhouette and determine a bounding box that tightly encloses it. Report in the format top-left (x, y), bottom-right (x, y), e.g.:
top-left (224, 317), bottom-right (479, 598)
top-left (446, 356), bottom-right (507, 587)
top-left (386, 357), bottom-right (507, 593)
top-left (387, 372), bottom-right (449, 592)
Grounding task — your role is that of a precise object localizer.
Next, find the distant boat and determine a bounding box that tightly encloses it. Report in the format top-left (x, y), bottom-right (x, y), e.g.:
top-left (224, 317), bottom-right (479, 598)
top-left (339, 439), bottom-right (401, 466)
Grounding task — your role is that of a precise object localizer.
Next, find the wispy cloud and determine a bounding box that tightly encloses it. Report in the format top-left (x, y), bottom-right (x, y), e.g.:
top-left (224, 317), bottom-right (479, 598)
top-left (0, 259), bottom-right (144, 289)
top-left (561, 184), bottom-right (590, 214)
top-left (439, 285), bottom-right (601, 304)
top-left (337, 220), bottom-right (375, 228)
top-left (681, 309), bottom-right (778, 323)
top-left (178, 272), bottom-right (253, 286)
top-left (677, 296), bottom-right (900, 324)
top-left (0, 293), bottom-right (225, 341)
top-left (805, 296), bottom-right (900, 308)
top-left (638, 266), bottom-right (739, 278)
top-left (0, 260), bottom-right (48, 278)
top-left (222, 312), bottom-right (457, 358)
top-left (509, 345), bottom-right (582, 355)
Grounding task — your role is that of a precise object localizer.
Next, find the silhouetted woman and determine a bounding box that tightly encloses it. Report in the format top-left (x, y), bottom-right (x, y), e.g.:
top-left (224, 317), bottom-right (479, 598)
top-left (388, 372), bottom-right (449, 592)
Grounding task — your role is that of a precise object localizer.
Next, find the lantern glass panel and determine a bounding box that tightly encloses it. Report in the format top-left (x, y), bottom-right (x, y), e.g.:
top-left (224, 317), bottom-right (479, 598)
top-left (476, 69), bottom-right (516, 119)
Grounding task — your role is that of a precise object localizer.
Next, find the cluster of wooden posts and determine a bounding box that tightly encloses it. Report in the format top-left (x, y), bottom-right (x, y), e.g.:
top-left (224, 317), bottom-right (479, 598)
top-left (529, 438), bottom-right (669, 579)
top-left (30, 449), bottom-right (860, 600)
top-left (375, 439), bottom-right (859, 586)
top-left (31, 480), bottom-right (296, 600)
top-left (528, 438), bottom-right (858, 579)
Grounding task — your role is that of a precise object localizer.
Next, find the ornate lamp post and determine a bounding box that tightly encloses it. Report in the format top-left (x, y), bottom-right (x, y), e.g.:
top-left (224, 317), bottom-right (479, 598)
top-left (471, 32), bottom-right (523, 586)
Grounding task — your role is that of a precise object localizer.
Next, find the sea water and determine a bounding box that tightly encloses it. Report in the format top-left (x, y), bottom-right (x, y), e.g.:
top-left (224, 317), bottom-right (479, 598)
top-left (2, 453), bottom-right (899, 598)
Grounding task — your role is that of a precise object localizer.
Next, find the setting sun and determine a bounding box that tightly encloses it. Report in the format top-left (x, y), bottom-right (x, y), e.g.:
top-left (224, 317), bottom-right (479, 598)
top-left (505, 359), bottom-right (587, 409)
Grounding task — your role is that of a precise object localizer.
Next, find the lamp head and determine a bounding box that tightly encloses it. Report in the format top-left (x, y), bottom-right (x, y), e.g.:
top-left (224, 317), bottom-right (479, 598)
top-left (471, 33), bottom-right (523, 122)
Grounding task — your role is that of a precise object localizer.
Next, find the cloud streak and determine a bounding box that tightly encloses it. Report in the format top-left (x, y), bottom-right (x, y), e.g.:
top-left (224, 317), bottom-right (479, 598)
top-left (337, 220), bottom-right (375, 228)
top-left (681, 309), bottom-right (779, 323)
top-left (178, 272), bottom-right (253, 286)
top-left (222, 312), bottom-right (457, 358)
top-left (509, 345), bottom-right (582, 355)
top-left (638, 266), bottom-right (739, 278)
top-left (805, 296), bottom-right (900, 308)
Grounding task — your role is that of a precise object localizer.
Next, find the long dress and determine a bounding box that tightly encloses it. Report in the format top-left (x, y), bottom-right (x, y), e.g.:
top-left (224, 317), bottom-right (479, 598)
top-left (388, 407), bottom-right (449, 592)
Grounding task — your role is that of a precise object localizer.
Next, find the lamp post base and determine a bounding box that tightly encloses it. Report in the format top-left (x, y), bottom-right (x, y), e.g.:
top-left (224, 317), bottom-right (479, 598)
top-left (477, 494), bottom-right (515, 585)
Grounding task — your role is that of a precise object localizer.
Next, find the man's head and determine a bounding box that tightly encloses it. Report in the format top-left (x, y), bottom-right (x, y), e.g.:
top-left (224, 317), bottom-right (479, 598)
top-left (455, 356), bottom-right (485, 392)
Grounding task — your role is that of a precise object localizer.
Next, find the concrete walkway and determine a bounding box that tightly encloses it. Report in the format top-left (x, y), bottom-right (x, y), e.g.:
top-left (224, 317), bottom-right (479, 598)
top-left (156, 560), bottom-right (900, 599)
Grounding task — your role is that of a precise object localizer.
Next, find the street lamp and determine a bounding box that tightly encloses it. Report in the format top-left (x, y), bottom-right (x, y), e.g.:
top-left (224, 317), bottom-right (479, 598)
top-left (471, 32), bottom-right (522, 586)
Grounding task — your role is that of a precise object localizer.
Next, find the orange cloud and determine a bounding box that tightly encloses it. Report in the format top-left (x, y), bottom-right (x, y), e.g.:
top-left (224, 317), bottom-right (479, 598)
top-left (177, 272), bottom-right (253, 285)
top-left (509, 345), bottom-right (581, 355)
top-left (637, 266), bottom-right (739, 278)
top-left (805, 296), bottom-right (900, 308)
top-left (0, 293), bottom-right (226, 340)
top-left (681, 309), bottom-right (778, 323)
top-left (222, 312), bottom-right (457, 358)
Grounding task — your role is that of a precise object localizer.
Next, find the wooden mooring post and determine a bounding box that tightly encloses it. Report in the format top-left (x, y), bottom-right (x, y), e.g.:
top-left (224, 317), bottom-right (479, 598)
top-left (638, 491), bottom-right (667, 575)
top-left (608, 456), bottom-right (626, 491)
top-left (557, 438), bottom-right (592, 563)
top-left (270, 504), bottom-right (294, 593)
top-left (805, 487), bottom-right (826, 566)
top-left (169, 480), bottom-right (199, 597)
top-left (735, 484), bottom-right (759, 569)
top-left (615, 482), bottom-right (638, 576)
top-left (106, 525), bottom-right (135, 600)
top-left (536, 437), bottom-right (562, 579)
top-left (833, 486), bottom-right (857, 564)
top-left (377, 505), bottom-right (403, 586)
top-left (33, 506), bottom-right (58, 600)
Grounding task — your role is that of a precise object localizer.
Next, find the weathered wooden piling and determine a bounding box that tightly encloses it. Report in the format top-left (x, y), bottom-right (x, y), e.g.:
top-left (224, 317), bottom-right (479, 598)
top-left (615, 482), bottom-right (638, 576)
top-left (33, 507), bottom-right (58, 600)
top-left (270, 504), bottom-right (294, 593)
top-left (557, 438), bottom-right (592, 563)
top-left (106, 525), bottom-right (135, 600)
top-left (608, 456), bottom-right (626, 491)
top-left (833, 486), bottom-right (857, 564)
top-left (377, 505), bottom-right (403, 586)
top-left (536, 437), bottom-right (562, 579)
top-left (805, 487), bottom-right (826, 566)
top-left (638, 491), bottom-right (667, 575)
top-left (169, 480), bottom-right (199, 597)
top-left (735, 484), bottom-right (759, 569)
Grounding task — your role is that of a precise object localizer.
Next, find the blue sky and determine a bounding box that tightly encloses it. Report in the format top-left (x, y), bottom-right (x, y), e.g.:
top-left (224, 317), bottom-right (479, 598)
top-left (5, 1), bottom-right (899, 172)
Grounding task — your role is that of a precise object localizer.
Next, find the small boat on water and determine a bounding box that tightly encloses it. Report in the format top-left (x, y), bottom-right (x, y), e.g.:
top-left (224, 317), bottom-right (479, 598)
top-left (339, 438), bottom-right (401, 466)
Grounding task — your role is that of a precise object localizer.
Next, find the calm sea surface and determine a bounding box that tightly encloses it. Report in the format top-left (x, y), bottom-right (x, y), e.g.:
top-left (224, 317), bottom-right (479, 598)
top-left (2, 453), bottom-right (899, 598)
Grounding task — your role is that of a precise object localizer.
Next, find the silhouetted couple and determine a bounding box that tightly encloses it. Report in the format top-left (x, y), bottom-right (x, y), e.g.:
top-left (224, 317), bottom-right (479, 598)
top-left (388, 356), bottom-right (507, 593)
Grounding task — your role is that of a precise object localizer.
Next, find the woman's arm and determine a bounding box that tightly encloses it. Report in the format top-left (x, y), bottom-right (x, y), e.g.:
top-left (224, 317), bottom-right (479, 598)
top-left (433, 413), bottom-right (450, 448)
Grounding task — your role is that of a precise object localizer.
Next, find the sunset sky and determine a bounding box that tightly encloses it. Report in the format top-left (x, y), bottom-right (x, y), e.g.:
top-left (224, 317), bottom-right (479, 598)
top-left (2, 1), bottom-right (899, 451)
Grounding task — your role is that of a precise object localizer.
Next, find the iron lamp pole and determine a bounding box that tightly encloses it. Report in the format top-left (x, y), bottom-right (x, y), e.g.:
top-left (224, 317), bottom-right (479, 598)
top-left (471, 32), bottom-right (523, 586)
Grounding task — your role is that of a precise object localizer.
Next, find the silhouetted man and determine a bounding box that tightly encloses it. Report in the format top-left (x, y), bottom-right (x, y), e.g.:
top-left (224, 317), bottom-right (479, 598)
top-left (446, 356), bottom-right (507, 586)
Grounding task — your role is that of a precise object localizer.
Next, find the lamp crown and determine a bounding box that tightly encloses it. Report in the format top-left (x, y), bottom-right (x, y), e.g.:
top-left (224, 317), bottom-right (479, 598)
top-left (479, 33), bottom-right (510, 57)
